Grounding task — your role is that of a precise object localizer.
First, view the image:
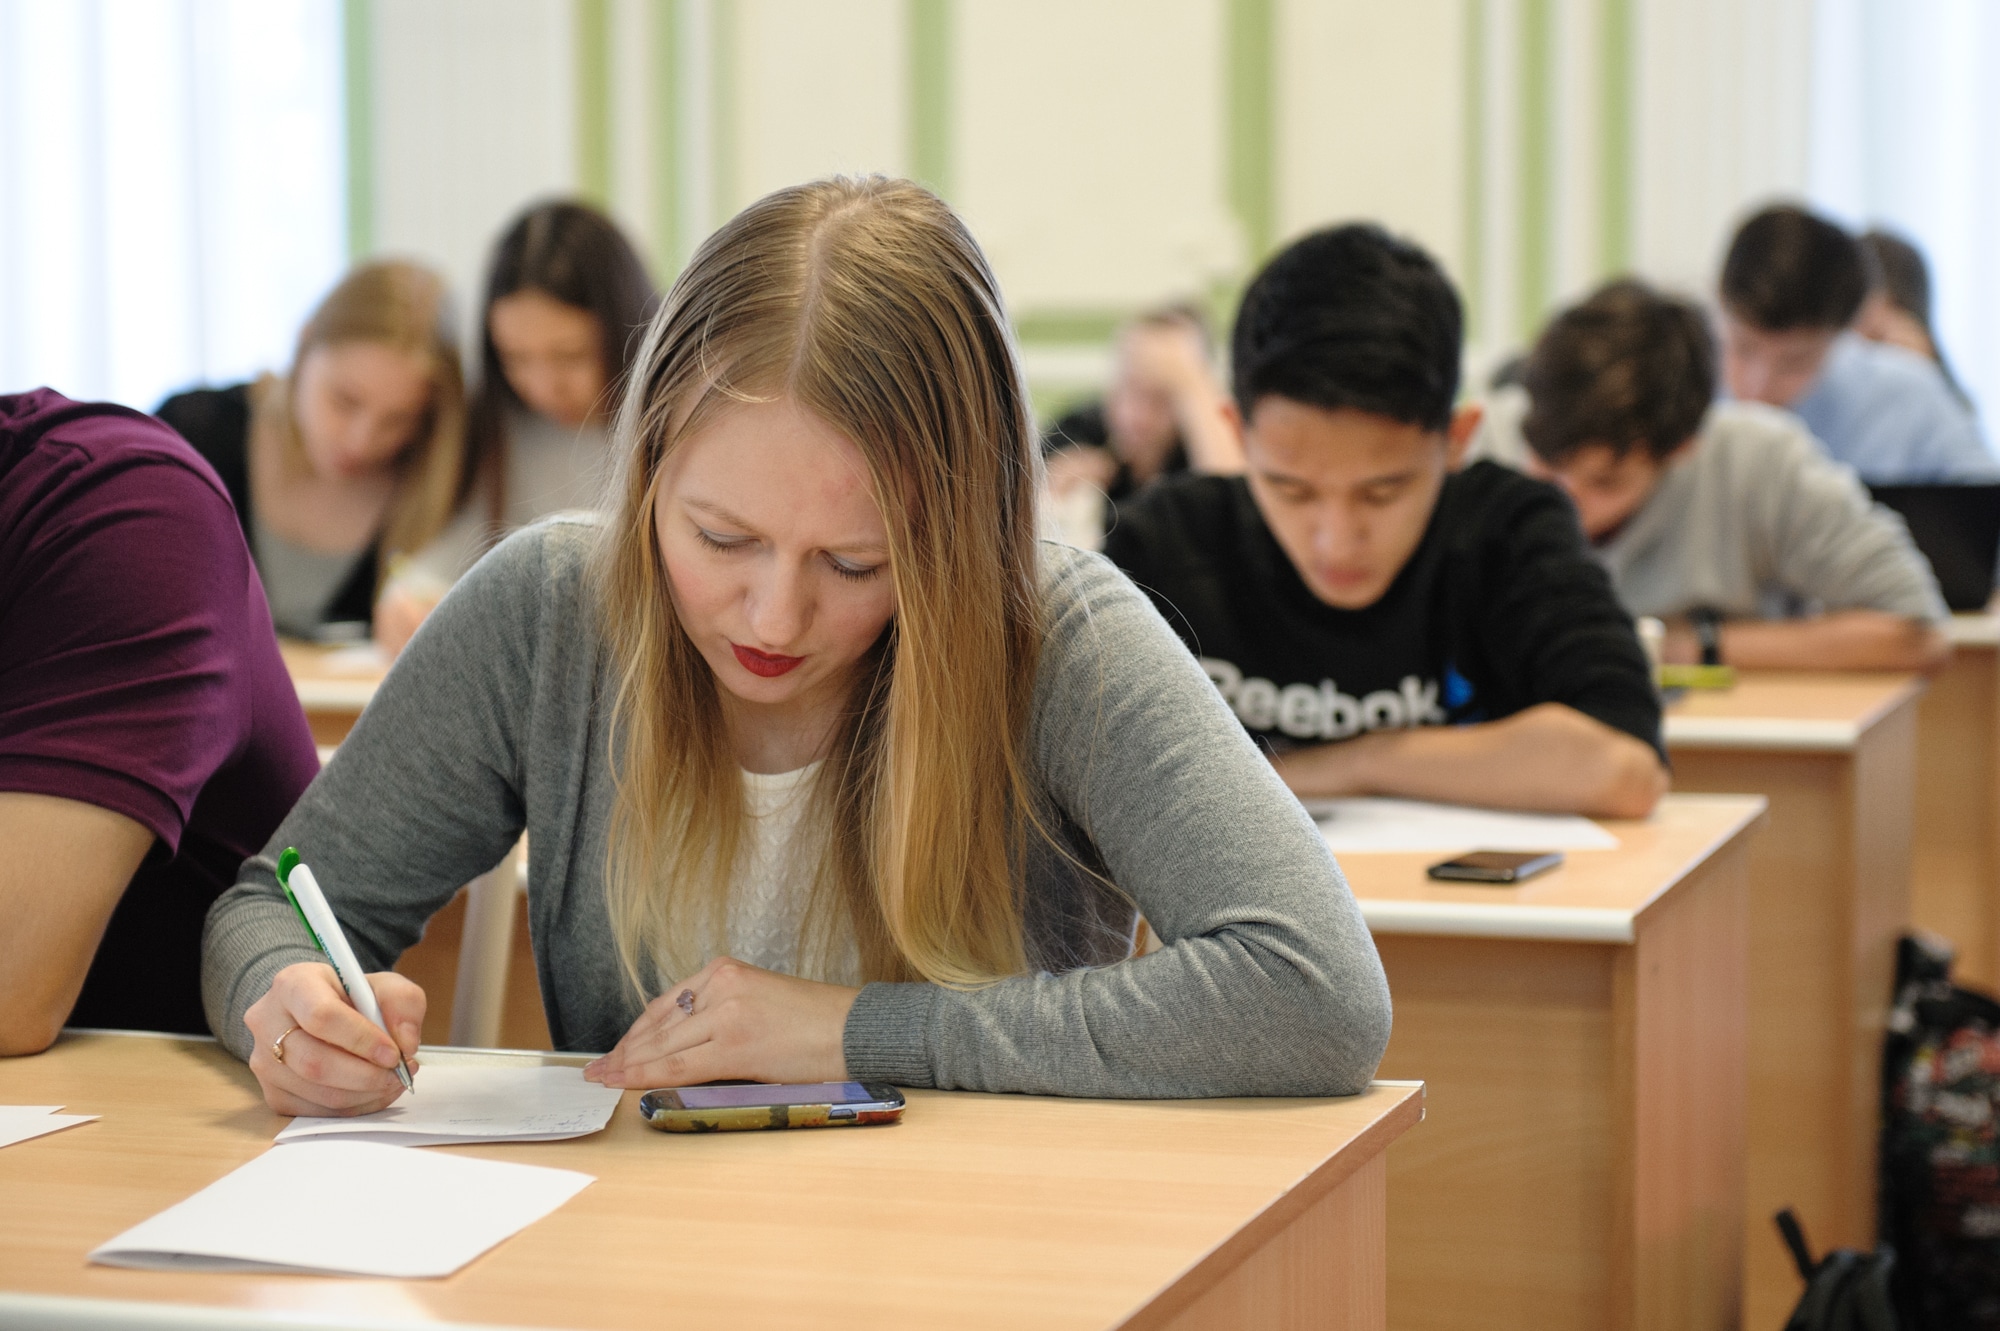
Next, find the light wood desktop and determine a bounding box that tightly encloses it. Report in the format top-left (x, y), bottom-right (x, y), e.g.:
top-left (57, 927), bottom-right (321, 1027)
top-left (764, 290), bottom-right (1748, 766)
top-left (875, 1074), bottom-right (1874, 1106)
top-left (1338, 793), bottom-right (1763, 1331)
top-left (280, 639), bottom-right (384, 748)
top-left (1664, 671), bottom-right (1922, 1331)
top-left (0, 1035), bottom-right (1421, 1331)
top-left (1913, 614), bottom-right (2000, 988)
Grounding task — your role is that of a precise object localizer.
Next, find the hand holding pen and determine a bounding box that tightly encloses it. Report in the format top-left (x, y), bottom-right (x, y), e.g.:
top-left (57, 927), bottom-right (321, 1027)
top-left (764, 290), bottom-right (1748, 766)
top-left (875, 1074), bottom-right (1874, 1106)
top-left (241, 849), bottom-right (426, 1118)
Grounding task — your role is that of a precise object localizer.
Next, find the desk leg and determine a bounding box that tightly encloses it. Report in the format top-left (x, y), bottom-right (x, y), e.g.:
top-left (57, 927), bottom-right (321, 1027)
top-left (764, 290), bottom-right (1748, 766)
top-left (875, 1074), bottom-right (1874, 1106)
top-left (1912, 646), bottom-right (2000, 990)
top-left (1148, 1152), bottom-right (1387, 1331)
top-left (1673, 707), bottom-right (1915, 1331)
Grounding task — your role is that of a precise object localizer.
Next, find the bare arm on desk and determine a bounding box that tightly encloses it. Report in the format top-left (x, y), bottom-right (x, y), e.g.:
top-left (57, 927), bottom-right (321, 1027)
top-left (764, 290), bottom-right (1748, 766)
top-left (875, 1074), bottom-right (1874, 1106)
top-left (1661, 611), bottom-right (1949, 673)
top-left (0, 793), bottom-right (153, 1056)
top-left (1271, 702), bottom-right (1667, 820)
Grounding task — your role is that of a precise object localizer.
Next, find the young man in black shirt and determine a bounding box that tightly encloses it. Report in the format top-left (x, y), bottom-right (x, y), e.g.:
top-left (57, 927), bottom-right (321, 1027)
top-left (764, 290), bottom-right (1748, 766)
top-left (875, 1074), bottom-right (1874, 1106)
top-left (1103, 224), bottom-right (1665, 817)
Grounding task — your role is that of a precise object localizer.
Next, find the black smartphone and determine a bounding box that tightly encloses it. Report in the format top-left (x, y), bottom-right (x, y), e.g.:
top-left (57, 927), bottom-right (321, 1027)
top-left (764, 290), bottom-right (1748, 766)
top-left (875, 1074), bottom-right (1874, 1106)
top-left (638, 1081), bottom-right (906, 1133)
top-left (1426, 850), bottom-right (1565, 883)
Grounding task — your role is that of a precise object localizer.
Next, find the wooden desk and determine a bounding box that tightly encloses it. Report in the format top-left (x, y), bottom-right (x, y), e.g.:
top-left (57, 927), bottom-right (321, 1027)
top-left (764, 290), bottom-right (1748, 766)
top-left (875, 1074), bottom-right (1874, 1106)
top-left (1664, 672), bottom-right (1923, 1330)
top-left (280, 640), bottom-right (386, 748)
top-left (0, 1036), bottom-right (1421, 1330)
top-left (1339, 793), bottom-right (1762, 1331)
top-left (1913, 615), bottom-right (2000, 988)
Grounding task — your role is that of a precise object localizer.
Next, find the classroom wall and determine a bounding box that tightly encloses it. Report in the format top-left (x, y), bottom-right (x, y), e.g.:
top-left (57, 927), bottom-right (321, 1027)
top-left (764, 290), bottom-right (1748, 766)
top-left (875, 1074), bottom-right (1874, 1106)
top-left (349, 0), bottom-right (1817, 409)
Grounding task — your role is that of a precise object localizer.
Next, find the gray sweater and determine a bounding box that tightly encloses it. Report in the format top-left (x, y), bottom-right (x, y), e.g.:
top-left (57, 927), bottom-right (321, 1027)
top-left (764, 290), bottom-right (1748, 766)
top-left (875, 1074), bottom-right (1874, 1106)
top-left (1477, 388), bottom-right (1947, 622)
top-left (203, 519), bottom-right (1393, 1098)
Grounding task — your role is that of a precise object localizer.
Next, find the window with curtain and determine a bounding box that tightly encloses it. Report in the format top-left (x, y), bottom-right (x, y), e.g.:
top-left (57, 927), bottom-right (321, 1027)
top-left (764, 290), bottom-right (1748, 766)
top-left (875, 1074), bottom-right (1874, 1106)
top-left (1810, 0), bottom-right (2000, 429)
top-left (0, 0), bottom-right (346, 414)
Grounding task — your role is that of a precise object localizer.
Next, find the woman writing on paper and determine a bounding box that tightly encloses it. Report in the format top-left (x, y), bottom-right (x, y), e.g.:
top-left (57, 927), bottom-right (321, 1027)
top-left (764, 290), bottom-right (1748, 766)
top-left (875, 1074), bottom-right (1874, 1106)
top-left (203, 178), bottom-right (1391, 1115)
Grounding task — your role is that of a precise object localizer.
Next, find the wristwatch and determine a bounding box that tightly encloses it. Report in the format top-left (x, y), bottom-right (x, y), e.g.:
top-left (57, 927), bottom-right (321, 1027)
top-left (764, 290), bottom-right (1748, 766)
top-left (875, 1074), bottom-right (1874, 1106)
top-left (1689, 608), bottom-right (1725, 667)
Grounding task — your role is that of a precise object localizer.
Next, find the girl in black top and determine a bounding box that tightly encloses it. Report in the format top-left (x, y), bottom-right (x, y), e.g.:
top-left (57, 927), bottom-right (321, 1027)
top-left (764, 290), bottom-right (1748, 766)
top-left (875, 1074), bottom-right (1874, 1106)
top-left (155, 261), bottom-right (467, 639)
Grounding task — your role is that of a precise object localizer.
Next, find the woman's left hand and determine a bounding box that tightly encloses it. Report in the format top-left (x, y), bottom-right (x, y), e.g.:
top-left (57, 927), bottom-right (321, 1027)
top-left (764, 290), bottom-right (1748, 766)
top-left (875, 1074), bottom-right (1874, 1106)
top-left (582, 957), bottom-right (860, 1089)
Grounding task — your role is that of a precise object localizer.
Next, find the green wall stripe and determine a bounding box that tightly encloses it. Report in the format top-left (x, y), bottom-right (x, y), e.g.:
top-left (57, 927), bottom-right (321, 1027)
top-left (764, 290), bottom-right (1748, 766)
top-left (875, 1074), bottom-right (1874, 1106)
top-left (711, 0), bottom-right (738, 225)
top-left (1225, 0), bottom-right (1277, 261)
top-left (574, 0), bottom-right (612, 205)
top-left (1597, 0), bottom-right (1634, 276)
top-left (341, 0), bottom-right (375, 259)
top-left (650, 0), bottom-right (681, 277)
top-left (1516, 0), bottom-right (1553, 341)
top-left (908, 0), bottom-right (952, 194)
top-left (1461, 0), bottom-right (1485, 339)
top-left (1013, 309), bottom-right (1129, 345)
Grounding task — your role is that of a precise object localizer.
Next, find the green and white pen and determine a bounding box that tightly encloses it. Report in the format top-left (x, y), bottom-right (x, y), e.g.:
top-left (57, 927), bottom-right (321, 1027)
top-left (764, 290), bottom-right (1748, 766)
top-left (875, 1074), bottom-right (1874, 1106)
top-left (276, 847), bottom-right (415, 1093)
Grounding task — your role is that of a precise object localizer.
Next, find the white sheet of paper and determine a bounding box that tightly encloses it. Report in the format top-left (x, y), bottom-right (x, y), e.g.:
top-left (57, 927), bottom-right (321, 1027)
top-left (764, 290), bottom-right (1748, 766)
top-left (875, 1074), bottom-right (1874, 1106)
top-left (1304, 797), bottom-right (1620, 854)
top-left (0, 1105), bottom-right (98, 1148)
top-left (275, 1065), bottom-right (623, 1147)
top-left (90, 1140), bottom-right (593, 1278)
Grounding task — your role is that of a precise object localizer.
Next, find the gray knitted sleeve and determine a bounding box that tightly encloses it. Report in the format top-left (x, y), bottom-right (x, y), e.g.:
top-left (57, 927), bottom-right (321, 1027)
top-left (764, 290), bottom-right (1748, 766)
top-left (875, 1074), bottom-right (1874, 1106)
top-left (841, 545), bottom-right (1393, 1097)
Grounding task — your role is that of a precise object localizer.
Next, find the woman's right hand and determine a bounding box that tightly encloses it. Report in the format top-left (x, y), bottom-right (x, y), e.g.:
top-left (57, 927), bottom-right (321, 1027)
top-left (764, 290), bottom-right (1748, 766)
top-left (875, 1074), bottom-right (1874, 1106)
top-left (244, 962), bottom-right (425, 1117)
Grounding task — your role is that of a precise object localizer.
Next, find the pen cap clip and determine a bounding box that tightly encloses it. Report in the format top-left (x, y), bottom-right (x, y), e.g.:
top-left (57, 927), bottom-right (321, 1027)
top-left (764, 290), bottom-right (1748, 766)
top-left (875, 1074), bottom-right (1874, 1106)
top-left (275, 847), bottom-right (328, 955)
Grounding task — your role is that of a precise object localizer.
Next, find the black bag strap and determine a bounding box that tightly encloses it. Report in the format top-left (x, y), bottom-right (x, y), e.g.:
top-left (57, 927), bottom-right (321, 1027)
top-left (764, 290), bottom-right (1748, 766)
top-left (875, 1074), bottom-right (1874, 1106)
top-left (1776, 1208), bottom-right (1817, 1281)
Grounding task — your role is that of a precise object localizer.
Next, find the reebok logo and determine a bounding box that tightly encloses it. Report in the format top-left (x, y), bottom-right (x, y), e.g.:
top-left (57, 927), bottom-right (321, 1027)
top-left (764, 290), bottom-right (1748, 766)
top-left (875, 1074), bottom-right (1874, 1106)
top-left (1202, 657), bottom-right (1448, 740)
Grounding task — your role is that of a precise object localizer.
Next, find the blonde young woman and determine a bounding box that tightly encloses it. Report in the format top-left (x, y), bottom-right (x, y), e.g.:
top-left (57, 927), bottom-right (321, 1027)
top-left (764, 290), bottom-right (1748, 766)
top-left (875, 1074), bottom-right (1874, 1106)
top-left (202, 178), bottom-right (1390, 1113)
top-left (156, 262), bottom-right (465, 639)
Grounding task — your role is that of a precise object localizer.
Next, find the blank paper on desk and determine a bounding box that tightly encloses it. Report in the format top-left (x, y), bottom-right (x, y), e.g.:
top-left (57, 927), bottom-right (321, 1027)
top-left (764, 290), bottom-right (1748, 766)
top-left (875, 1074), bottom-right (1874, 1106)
top-left (275, 1065), bottom-right (622, 1147)
top-left (1304, 797), bottom-right (1620, 854)
top-left (90, 1141), bottom-right (593, 1277)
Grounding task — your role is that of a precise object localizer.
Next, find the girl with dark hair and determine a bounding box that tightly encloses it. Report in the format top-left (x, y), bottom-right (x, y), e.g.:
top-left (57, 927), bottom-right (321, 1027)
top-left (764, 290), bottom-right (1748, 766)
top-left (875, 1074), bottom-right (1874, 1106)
top-left (378, 200), bottom-right (660, 652)
top-left (1856, 229), bottom-right (1973, 411)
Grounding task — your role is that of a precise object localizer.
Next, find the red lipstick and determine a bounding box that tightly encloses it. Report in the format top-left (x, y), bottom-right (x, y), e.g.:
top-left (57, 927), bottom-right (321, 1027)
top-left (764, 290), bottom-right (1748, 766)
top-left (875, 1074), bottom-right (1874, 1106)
top-left (731, 643), bottom-right (805, 678)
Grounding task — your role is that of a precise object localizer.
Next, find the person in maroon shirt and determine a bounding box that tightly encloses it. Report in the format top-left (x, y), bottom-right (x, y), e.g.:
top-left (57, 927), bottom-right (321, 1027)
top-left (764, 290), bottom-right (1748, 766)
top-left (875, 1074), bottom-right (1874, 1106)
top-left (0, 389), bottom-right (320, 1053)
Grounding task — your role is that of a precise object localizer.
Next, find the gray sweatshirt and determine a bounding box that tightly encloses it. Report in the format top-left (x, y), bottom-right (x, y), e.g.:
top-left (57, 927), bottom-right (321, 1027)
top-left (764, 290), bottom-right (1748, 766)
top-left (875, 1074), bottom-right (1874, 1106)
top-left (1477, 387), bottom-right (1947, 622)
top-left (203, 519), bottom-right (1393, 1098)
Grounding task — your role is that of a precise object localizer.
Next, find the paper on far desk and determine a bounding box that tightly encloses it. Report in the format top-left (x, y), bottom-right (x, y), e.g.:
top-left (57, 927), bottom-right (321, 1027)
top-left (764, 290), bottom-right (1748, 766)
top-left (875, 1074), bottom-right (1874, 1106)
top-left (276, 1064), bottom-right (622, 1147)
top-left (1304, 797), bottom-right (1619, 854)
top-left (91, 1140), bottom-right (593, 1278)
top-left (0, 1105), bottom-right (98, 1149)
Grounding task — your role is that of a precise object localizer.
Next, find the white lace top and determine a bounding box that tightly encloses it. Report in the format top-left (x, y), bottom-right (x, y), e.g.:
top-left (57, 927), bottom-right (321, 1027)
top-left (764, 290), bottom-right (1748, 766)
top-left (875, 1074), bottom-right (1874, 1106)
top-left (722, 762), bottom-right (861, 985)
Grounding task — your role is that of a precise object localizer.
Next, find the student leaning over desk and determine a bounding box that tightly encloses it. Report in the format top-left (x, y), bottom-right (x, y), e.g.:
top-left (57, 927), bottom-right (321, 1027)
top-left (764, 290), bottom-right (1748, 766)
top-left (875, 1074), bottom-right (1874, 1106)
top-left (1101, 225), bottom-right (1668, 820)
top-left (1477, 279), bottom-right (1949, 673)
top-left (202, 176), bottom-right (1393, 1116)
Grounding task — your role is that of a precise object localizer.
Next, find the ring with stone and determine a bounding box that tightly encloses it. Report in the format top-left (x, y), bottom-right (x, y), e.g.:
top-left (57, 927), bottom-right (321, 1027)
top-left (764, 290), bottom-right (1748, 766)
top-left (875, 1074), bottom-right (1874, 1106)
top-left (272, 1024), bottom-right (302, 1064)
top-left (675, 989), bottom-right (696, 1016)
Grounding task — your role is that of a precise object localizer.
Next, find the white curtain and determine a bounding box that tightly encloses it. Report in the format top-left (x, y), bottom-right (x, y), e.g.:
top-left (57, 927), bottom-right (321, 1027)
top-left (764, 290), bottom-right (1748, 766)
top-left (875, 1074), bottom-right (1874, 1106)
top-left (1809, 0), bottom-right (2000, 427)
top-left (0, 0), bottom-right (346, 413)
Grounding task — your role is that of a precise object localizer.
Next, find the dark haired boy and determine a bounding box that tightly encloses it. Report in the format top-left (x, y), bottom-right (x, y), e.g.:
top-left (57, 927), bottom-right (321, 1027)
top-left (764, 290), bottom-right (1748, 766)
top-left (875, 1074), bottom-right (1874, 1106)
top-left (1103, 224), bottom-right (1665, 818)
top-left (1478, 279), bottom-right (1947, 671)
top-left (1719, 204), bottom-right (1992, 481)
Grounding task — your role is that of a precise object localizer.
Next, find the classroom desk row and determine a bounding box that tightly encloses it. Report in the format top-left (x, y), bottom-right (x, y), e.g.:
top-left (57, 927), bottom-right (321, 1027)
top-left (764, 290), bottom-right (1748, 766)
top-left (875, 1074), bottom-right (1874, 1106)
top-left (47, 626), bottom-right (1983, 1330)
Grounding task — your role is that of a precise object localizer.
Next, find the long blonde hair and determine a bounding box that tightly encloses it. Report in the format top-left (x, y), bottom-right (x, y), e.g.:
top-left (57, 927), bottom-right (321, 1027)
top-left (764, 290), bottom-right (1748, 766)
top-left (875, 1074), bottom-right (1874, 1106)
top-left (596, 176), bottom-right (1044, 997)
top-left (255, 260), bottom-right (468, 563)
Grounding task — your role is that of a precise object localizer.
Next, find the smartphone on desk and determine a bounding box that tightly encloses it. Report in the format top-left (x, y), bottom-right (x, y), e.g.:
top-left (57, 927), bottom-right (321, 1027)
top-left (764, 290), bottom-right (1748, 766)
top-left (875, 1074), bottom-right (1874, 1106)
top-left (1426, 850), bottom-right (1565, 883)
top-left (639, 1081), bottom-right (906, 1133)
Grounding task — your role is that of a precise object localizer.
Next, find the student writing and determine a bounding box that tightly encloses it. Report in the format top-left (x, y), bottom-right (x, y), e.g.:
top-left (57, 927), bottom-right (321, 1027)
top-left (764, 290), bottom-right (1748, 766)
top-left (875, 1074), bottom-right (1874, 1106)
top-left (1717, 204), bottom-right (1994, 483)
top-left (0, 392), bottom-right (319, 1054)
top-left (1102, 224), bottom-right (1666, 819)
top-left (376, 201), bottom-right (660, 653)
top-left (1477, 280), bottom-right (1949, 672)
top-left (201, 177), bottom-right (1392, 1116)
top-left (154, 262), bottom-right (467, 641)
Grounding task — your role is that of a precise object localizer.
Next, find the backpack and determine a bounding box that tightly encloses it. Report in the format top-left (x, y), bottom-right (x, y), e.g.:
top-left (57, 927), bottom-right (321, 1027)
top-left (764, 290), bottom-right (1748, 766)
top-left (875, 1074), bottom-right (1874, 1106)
top-left (1777, 1208), bottom-right (1897, 1331)
top-left (1880, 931), bottom-right (2000, 1329)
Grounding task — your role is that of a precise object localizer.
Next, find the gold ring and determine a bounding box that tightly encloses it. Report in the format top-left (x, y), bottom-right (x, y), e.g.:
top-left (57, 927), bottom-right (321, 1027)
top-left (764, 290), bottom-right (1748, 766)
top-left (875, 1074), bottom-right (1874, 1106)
top-left (273, 1024), bottom-right (302, 1064)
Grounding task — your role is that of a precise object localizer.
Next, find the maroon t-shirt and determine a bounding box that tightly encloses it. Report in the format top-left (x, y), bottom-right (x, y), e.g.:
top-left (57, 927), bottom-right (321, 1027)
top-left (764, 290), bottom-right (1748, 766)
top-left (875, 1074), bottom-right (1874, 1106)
top-left (0, 390), bottom-right (319, 1034)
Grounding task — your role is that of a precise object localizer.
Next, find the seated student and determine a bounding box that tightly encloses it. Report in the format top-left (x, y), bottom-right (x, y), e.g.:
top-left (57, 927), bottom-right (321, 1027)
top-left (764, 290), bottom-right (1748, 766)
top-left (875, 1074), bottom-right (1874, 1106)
top-left (1717, 204), bottom-right (1994, 482)
top-left (202, 177), bottom-right (1392, 1115)
top-left (1042, 304), bottom-right (1240, 515)
top-left (1478, 280), bottom-right (1948, 672)
top-left (0, 391), bottom-right (319, 1055)
top-left (1102, 224), bottom-right (1666, 819)
top-left (1855, 228), bottom-right (1973, 410)
top-left (155, 261), bottom-right (467, 641)
top-left (375, 201), bottom-right (660, 652)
